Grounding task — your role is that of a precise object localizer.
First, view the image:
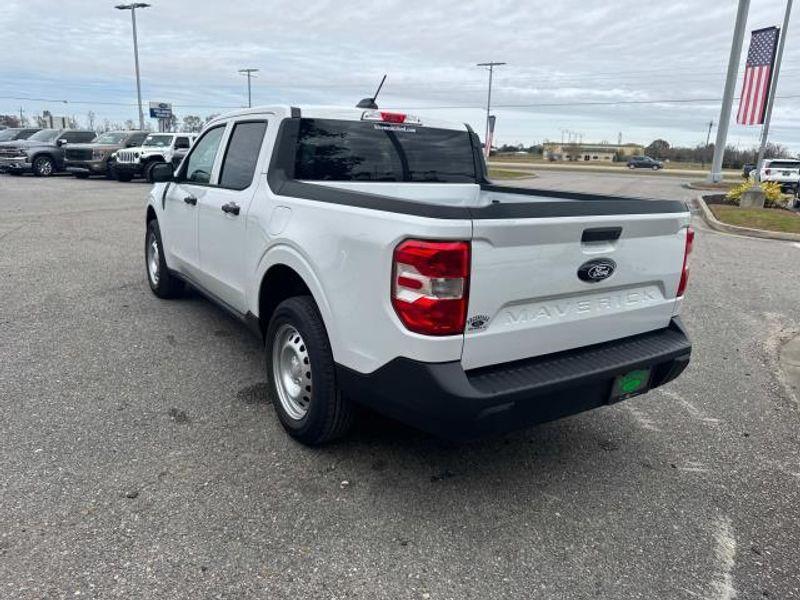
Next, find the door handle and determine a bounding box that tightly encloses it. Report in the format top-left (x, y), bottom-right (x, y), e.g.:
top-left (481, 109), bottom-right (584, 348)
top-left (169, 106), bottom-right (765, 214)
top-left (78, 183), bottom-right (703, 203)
top-left (183, 195), bottom-right (197, 206)
top-left (221, 202), bottom-right (240, 216)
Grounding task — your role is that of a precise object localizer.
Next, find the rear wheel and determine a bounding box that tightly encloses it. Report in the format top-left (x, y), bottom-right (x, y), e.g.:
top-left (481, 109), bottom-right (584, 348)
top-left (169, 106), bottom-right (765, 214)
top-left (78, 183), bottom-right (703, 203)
top-left (628, 164), bottom-right (635, 169)
top-left (33, 155), bottom-right (54, 177)
top-left (145, 219), bottom-right (183, 298)
top-left (266, 296), bottom-right (354, 445)
top-left (116, 171), bottom-right (133, 182)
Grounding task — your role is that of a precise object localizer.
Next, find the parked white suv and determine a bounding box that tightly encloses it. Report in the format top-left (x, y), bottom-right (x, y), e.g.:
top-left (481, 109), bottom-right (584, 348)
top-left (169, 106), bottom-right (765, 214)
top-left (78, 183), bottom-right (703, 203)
top-left (113, 132), bottom-right (195, 182)
top-left (144, 105), bottom-right (693, 445)
top-left (760, 159), bottom-right (800, 193)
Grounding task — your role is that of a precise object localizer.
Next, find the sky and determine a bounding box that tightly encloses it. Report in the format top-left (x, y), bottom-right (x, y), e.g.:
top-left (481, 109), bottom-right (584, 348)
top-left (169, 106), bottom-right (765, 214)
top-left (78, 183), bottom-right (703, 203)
top-left (1, 0), bottom-right (799, 153)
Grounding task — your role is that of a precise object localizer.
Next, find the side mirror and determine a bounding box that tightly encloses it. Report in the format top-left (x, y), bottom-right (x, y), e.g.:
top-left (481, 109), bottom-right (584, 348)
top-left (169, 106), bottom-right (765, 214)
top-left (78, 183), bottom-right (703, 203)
top-left (151, 162), bottom-right (175, 183)
top-left (57, 138), bottom-right (68, 147)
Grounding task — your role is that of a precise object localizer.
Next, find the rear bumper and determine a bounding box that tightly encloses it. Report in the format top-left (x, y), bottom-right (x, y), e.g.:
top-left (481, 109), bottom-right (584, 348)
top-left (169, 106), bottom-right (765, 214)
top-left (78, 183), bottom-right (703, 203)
top-left (338, 318), bottom-right (691, 439)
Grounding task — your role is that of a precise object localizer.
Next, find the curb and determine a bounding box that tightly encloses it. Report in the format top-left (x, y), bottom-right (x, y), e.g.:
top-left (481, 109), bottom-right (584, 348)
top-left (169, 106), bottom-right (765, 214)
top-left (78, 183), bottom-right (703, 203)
top-left (683, 183), bottom-right (737, 191)
top-left (694, 195), bottom-right (800, 242)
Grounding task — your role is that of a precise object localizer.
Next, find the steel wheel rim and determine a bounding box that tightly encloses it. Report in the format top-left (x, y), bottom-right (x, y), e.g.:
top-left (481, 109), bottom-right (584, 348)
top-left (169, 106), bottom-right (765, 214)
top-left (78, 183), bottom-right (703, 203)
top-left (272, 324), bottom-right (312, 420)
top-left (147, 232), bottom-right (160, 285)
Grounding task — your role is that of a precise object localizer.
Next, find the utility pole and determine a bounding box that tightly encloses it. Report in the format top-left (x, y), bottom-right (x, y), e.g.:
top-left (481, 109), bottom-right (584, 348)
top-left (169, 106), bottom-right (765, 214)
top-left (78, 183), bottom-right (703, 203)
top-left (477, 61), bottom-right (506, 157)
top-left (707, 0), bottom-right (750, 182)
top-left (755, 0), bottom-right (793, 180)
top-left (115, 3), bottom-right (150, 130)
top-left (703, 120), bottom-right (714, 166)
top-left (239, 68), bottom-right (259, 108)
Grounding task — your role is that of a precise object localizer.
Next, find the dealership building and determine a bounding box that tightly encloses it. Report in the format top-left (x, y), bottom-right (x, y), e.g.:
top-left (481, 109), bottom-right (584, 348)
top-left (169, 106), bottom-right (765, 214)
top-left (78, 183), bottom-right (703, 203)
top-left (542, 142), bottom-right (644, 162)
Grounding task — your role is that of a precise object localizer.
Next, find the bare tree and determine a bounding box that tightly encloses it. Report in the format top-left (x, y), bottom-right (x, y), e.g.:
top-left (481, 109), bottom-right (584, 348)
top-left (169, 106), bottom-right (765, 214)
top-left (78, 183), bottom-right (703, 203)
top-left (182, 115), bottom-right (203, 132)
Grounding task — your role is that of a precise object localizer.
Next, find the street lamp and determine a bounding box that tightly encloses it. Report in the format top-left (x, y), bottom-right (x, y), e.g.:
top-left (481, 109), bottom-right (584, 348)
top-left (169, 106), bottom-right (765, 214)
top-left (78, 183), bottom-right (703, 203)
top-left (116, 3), bottom-right (151, 130)
top-left (238, 69), bottom-right (259, 108)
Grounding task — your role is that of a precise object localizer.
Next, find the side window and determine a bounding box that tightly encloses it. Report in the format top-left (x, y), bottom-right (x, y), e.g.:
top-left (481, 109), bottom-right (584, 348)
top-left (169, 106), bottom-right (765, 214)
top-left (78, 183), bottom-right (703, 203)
top-left (63, 131), bottom-right (95, 143)
top-left (174, 137), bottom-right (191, 149)
top-left (182, 126), bottom-right (225, 185)
top-left (61, 132), bottom-right (84, 143)
top-left (219, 121), bottom-right (268, 190)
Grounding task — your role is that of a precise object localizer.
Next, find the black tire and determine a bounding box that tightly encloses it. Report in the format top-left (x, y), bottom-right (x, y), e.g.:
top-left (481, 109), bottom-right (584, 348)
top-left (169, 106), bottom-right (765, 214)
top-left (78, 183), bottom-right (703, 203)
top-left (116, 172), bottom-right (133, 182)
top-left (265, 296), bottom-right (354, 445)
top-left (144, 160), bottom-right (163, 183)
top-left (32, 155), bottom-right (55, 177)
top-left (74, 172), bottom-right (90, 179)
top-left (145, 219), bottom-right (183, 299)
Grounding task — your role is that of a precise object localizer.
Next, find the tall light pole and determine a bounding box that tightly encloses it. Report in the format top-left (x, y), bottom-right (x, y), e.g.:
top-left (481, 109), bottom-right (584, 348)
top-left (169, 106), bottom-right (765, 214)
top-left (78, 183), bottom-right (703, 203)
top-left (477, 61), bottom-right (505, 157)
top-left (707, 0), bottom-right (750, 182)
top-left (116, 3), bottom-right (150, 130)
top-left (239, 68), bottom-right (259, 108)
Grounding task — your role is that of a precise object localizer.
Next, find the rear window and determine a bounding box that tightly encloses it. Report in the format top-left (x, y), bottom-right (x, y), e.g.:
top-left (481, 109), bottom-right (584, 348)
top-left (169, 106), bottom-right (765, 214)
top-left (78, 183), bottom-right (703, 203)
top-left (767, 161), bottom-right (800, 169)
top-left (294, 118), bottom-right (476, 183)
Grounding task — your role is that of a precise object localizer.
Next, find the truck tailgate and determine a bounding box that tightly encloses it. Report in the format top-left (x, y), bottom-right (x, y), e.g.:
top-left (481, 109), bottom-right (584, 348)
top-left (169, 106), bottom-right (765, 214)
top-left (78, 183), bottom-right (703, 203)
top-left (463, 211), bottom-right (690, 370)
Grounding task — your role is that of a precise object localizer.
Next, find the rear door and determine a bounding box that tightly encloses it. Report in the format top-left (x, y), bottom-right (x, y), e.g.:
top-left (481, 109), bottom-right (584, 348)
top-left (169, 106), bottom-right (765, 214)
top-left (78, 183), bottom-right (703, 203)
top-left (161, 125), bottom-right (227, 277)
top-left (461, 192), bottom-right (690, 370)
top-left (195, 118), bottom-right (269, 312)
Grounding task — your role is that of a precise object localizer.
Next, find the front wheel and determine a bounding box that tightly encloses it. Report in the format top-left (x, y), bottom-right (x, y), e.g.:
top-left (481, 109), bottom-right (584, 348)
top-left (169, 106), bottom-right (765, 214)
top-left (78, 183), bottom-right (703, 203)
top-left (652, 165), bottom-right (660, 171)
top-left (116, 171), bottom-right (133, 182)
top-left (266, 296), bottom-right (354, 445)
top-left (145, 219), bottom-right (183, 298)
top-left (33, 156), bottom-right (54, 177)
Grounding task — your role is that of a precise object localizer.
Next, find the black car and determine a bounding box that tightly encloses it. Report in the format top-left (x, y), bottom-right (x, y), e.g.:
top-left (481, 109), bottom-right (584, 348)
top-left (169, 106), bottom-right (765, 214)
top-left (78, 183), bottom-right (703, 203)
top-left (0, 128), bottom-right (96, 176)
top-left (627, 155), bottom-right (664, 170)
top-left (0, 128), bottom-right (41, 142)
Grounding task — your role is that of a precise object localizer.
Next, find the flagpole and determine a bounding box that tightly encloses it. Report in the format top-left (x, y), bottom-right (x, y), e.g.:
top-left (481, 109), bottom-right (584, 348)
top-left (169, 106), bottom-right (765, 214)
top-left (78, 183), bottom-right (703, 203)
top-left (707, 0), bottom-right (750, 183)
top-left (754, 0), bottom-right (792, 181)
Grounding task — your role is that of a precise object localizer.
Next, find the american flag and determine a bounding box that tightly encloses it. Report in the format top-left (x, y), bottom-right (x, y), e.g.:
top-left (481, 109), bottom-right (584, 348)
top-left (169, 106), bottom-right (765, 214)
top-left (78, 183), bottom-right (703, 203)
top-left (736, 27), bottom-right (780, 126)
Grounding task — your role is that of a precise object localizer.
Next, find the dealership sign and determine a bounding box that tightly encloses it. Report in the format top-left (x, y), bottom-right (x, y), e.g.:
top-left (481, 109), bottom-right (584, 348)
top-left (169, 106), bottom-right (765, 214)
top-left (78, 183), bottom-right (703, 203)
top-left (148, 102), bottom-right (173, 119)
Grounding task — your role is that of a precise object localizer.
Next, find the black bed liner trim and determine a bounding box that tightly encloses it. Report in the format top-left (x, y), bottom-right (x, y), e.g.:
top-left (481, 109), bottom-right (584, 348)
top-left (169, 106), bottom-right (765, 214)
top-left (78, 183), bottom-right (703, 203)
top-left (267, 118), bottom-right (689, 220)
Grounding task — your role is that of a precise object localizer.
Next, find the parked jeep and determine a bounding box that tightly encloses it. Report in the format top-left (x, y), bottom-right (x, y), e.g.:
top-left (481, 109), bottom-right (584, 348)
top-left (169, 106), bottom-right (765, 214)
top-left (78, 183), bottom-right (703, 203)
top-left (0, 128), bottom-right (96, 176)
top-left (64, 130), bottom-right (149, 178)
top-left (112, 132), bottom-right (194, 182)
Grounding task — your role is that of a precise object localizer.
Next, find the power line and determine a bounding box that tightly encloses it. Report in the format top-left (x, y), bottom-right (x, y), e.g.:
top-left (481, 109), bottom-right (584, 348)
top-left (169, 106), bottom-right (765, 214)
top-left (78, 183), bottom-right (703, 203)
top-left (3, 93), bottom-right (800, 113)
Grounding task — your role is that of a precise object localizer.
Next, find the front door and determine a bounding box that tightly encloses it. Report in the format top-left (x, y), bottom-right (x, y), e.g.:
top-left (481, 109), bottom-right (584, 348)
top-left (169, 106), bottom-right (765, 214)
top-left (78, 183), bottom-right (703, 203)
top-left (162, 125), bottom-right (227, 278)
top-left (195, 120), bottom-right (269, 312)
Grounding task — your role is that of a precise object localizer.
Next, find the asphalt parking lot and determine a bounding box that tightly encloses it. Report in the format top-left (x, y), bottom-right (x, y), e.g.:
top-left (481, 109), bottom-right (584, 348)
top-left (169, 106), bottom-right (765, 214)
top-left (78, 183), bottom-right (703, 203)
top-left (1, 172), bottom-right (800, 599)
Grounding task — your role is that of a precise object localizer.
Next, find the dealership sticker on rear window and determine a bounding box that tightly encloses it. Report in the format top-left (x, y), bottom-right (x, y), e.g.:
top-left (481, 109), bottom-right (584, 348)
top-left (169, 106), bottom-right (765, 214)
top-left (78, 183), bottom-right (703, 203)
top-left (373, 124), bottom-right (417, 133)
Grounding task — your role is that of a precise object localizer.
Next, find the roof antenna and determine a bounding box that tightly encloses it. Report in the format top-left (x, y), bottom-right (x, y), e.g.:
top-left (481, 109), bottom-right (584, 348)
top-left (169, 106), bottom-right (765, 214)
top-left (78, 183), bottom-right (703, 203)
top-left (356, 74), bottom-right (386, 109)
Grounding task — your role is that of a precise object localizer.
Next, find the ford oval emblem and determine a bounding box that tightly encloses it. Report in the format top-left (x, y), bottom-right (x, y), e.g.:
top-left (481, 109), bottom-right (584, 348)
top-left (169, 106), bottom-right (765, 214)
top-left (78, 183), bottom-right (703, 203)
top-left (578, 258), bottom-right (616, 283)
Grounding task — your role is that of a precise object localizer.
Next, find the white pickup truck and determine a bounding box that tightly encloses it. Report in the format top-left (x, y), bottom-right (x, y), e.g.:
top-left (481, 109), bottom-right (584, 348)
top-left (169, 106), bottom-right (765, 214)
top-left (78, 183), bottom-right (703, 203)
top-left (144, 106), bottom-right (693, 445)
top-left (759, 158), bottom-right (800, 194)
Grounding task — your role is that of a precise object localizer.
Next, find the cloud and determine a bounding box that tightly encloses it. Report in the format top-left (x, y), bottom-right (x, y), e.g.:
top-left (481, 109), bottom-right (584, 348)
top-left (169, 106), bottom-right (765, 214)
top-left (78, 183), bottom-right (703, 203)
top-left (1, 0), bottom-right (798, 151)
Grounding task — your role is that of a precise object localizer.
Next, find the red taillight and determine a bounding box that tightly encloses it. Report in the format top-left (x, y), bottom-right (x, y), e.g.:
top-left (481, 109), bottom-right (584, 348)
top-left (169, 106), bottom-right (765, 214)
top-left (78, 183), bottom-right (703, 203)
top-left (677, 226), bottom-right (694, 297)
top-left (392, 240), bottom-right (470, 336)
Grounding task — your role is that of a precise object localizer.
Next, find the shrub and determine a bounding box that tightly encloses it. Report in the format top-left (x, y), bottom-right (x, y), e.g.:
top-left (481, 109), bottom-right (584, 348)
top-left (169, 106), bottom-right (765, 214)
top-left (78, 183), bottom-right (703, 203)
top-left (726, 179), bottom-right (786, 208)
